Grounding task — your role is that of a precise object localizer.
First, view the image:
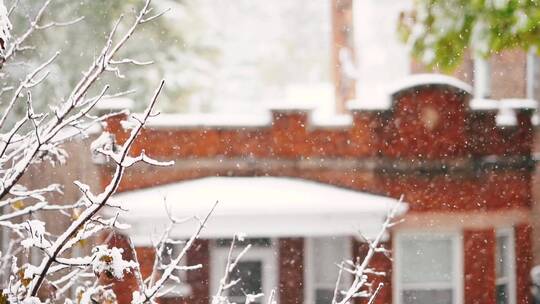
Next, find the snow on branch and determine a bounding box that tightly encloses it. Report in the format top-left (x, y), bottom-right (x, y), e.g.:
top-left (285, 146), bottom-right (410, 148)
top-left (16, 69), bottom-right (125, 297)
top-left (332, 197), bottom-right (403, 304)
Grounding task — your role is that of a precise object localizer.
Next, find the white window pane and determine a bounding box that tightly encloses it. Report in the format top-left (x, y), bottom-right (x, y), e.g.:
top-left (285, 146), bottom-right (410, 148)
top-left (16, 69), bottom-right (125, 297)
top-left (313, 237), bottom-right (347, 286)
top-left (399, 237), bottom-right (453, 284)
top-left (402, 289), bottom-right (453, 304)
top-left (496, 235), bottom-right (509, 278)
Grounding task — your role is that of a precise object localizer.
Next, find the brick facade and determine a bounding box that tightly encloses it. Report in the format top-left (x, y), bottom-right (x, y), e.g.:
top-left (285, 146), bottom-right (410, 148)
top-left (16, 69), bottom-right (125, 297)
top-left (97, 80), bottom-right (534, 304)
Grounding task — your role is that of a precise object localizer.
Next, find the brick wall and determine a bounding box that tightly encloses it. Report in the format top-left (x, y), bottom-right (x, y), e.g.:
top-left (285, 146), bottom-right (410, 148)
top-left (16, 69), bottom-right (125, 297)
top-left (464, 229), bottom-right (496, 304)
top-left (516, 224), bottom-right (533, 304)
top-left (279, 238), bottom-right (304, 304)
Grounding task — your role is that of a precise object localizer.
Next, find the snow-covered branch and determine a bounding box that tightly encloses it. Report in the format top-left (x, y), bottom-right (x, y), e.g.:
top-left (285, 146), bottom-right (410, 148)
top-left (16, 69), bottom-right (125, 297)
top-left (0, 1), bottom-right (183, 303)
top-left (333, 197), bottom-right (403, 304)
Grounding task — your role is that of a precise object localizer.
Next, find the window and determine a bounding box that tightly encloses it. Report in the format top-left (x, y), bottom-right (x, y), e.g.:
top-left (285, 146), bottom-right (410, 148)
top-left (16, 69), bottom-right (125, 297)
top-left (228, 260), bottom-right (264, 304)
top-left (395, 233), bottom-right (462, 304)
top-left (158, 241), bottom-right (192, 297)
top-left (305, 237), bottom-right (351, 304)
top-left (495, 230), bottom-right (516, 304)
top-left (215, 238), bottom-right (272, 248)
top-left (211, 239), bottom-right (276, 304)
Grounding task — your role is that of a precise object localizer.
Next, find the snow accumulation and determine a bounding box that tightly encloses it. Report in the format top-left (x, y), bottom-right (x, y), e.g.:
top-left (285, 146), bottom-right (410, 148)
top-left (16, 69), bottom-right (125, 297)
top-left (348, 74), bottom-right (473, 111)
top-left (146, 113), bottom-right (272, 129)
top-left (21, 220), bottom-right (51, 249)
top-left (470, 98), bottom-right (499, 111)
top-left (91, 246), bottom-right (137, 280)
top-left (497, 99), bottom-right (538, 126)
top-left (501, 98), bottom-right (538, 110)
top-left (266, 101), bottom-right (316, 112)
top-left (111, 177), bottom-right (406, 244)
top-left (471, 98), bottom-right (538, 126)
top-left (496, 107), bottom-right (518, 126)
top-left (145, 110), bottom-right (355, 129)
top-left (388, 73), bottom-right (473, 96)
top-left (311, 113), bottom-right (353, 128)
top-left (347, 99), bottom-right (392, 111)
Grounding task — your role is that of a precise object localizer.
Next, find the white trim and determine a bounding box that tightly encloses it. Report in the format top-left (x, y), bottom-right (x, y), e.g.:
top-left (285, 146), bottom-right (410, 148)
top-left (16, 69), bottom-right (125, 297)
top-left (474, 56), bottom-right (491, 98)
top-left (393, 231), bottom-right (463, 304)
top-left (527, 48), bottom-right (536, 99)
top-left (304, 237), bottom-right (352, 304)
top-left (304, 238), bottom-right (315, 304)
top-left (210, 240), bottom-right (277, 303)
top-left (496, 228), bottom-right (517, 304)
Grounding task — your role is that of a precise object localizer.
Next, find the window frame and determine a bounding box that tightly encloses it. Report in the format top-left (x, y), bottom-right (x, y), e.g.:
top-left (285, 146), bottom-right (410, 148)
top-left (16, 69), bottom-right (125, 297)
top-left (393, 231), bottom-right (463, 304)
top-left (495, 228), bottom-right (516, 304)
top-left (526, 49), bottom-right (536, 99)
top-left (304, 236), bottom-right (352, 304)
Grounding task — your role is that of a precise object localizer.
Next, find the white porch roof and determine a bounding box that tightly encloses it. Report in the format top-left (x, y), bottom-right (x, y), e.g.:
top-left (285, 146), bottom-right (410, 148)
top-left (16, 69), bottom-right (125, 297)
top-left (111, 177), bottom-right (405, 245)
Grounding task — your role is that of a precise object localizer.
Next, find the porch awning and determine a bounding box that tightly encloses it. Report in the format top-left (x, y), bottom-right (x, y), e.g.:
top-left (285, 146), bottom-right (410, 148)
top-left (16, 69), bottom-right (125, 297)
top-left (111, 177), bottom-right (406, 245)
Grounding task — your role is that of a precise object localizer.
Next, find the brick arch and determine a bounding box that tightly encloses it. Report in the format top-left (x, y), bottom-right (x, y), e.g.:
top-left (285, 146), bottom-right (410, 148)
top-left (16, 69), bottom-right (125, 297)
top-left (383, 85), bottom-right (471, 159)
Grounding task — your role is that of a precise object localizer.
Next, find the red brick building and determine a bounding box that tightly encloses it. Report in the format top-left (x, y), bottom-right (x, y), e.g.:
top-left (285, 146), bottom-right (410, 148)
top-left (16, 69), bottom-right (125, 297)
top-left (97, 72), bottom-right (535, 304)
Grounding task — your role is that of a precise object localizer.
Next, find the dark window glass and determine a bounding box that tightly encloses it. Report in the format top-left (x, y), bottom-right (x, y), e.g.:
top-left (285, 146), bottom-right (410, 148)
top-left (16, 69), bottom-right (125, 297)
top-left (216, 238), bottom-right (272, 248)
top-left (229, 261), bottom-right (263, 304)
top-left (496, 284), bottom-right (509, 304)
top-left (315, 289), bottom-right (334, 304)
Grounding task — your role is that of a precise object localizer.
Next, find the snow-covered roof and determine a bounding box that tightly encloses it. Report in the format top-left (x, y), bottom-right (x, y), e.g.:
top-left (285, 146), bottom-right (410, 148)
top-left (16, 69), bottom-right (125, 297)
top-left (388, 73), bottom-right (473, 96)
top-left (111, 177), bottom-right (405, 245)
top-left (496, 108), bottom-right (518, 127)
top-left (267, 101), bottom-right (315, 112)
top-left (311, 113), bottom-right (353, 128)
top-left (500, 98), bottom-right (537, 110)
top-left (144, 111), bottom-right (355, 129)
top-left (469, 98), bottom-right (538, 126)
top-left (495, 99), bottom-right (538, 127)
top-left (347, 99), bottom-right (392, 111)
